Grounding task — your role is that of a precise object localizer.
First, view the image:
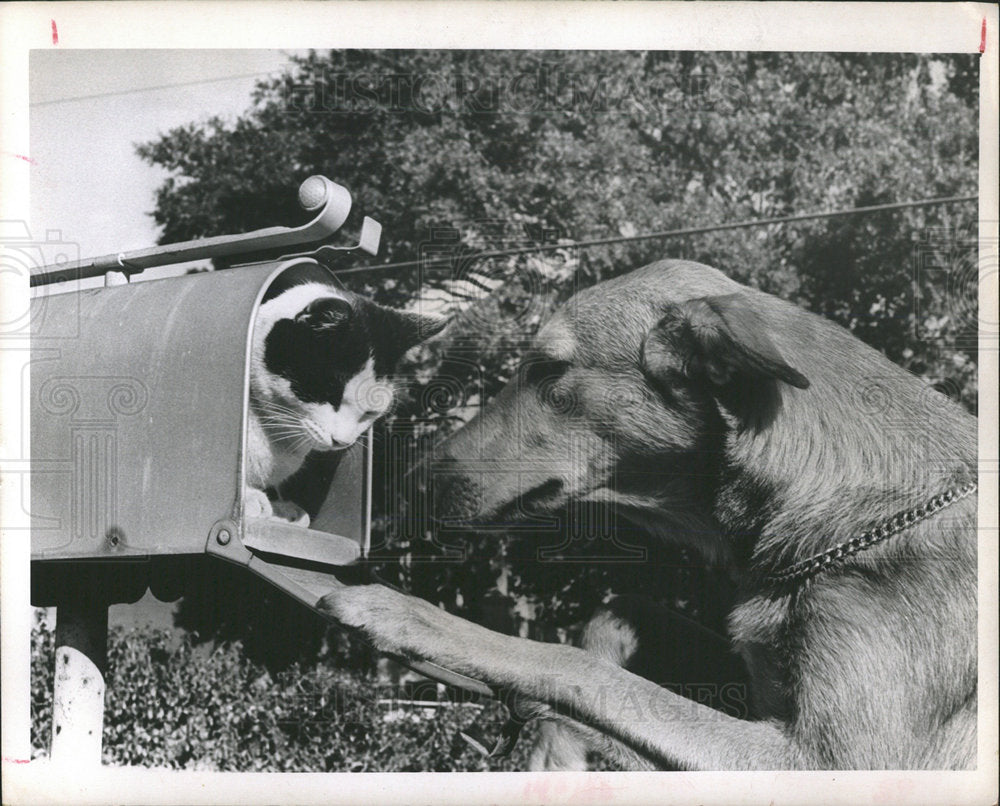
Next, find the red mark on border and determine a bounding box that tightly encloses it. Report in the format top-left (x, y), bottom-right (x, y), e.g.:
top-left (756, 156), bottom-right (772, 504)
top-left (3, 152), bottom-right (36, 164)
top-left (980, 18), bottom-right (987, 54)
top-left (51, 19), bottom-right (59, 45)
top-left (3, 756), bottom-right (31, 764)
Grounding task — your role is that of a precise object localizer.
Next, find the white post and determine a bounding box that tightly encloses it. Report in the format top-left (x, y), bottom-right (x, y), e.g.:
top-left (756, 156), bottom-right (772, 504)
top-left (51, 598), bottom-right (108, 767)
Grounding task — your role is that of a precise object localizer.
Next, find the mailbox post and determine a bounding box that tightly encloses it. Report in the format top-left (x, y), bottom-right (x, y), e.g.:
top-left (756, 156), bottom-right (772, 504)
top-left (51, 594), bottom-right (106, 766)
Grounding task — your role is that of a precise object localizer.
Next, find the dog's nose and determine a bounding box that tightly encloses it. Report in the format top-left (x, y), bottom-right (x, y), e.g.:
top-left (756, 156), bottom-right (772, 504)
top-left (430, 467), bottom-right (484, 523)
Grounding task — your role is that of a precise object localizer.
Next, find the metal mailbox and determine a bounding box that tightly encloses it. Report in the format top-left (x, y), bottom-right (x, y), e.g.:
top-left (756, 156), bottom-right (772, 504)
top-left (31, 258), bottom-right (370, 563)
top-left (30, 176), bottom-right (381, 612)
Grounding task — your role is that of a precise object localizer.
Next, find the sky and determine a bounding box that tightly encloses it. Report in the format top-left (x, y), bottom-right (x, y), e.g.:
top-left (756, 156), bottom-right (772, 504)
top-left (28, 49), bottom-right (306, 625)
top-left (30, 49), bottom-right (306, 279)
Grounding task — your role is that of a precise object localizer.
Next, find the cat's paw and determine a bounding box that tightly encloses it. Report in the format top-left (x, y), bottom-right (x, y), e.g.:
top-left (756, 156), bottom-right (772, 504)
top-left (271, 500), bottom-right (311, 528)
top-left (243, 487), bottom-right (273, 519)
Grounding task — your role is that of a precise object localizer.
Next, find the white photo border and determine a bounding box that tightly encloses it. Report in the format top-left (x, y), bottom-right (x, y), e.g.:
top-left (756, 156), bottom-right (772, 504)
top-left (2, 3), bottom-right (997, 804)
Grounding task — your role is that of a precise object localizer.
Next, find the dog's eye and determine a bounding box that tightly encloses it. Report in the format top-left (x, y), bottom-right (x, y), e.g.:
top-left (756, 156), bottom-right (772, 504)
top-left (537, 375), bottom-right (580, 416)
top-left (523, 358), bottom-right (569, 385)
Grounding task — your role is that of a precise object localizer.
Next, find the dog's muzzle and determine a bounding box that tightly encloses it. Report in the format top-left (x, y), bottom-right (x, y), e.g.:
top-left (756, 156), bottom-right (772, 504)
top-left (430, 465), bottom-right (486, 523)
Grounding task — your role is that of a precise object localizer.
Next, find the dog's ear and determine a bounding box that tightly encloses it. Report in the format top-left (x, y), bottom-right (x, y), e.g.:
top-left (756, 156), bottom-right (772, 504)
top-left (643, 294), bottom-right (809, 390)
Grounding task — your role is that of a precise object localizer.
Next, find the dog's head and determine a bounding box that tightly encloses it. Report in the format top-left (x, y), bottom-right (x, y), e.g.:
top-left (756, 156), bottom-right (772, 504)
top-left (432, 260), bottom-right (810, 529)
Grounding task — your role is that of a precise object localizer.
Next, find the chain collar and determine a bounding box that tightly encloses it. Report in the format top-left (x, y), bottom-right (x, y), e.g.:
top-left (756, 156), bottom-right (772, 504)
top-left (763, 480), bottom-right (978, 587)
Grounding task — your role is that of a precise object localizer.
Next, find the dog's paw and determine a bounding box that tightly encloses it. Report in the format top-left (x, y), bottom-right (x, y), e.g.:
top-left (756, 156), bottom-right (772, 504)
top-left (271, 499), bottom-right (310, 527)
top-left (317, 583), bottom-right (388, 630)
top-left (317, 584), bottom-right (422, 655)
top-left (243, 487), bottom-right (273, 519)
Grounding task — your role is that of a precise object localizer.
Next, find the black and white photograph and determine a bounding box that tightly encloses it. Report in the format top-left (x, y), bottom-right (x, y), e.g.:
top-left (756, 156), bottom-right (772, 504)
top-left (1, 3), bottom-right (997, 805)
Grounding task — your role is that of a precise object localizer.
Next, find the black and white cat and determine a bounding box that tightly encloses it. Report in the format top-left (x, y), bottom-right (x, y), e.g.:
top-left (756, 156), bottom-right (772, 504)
top-left (246, 280), bottom-right (445, 524)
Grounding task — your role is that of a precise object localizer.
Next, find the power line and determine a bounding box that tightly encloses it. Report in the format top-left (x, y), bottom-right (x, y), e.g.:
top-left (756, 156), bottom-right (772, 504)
top-left (333, 195), bottom-right (977, 276)
top-left (30, 71), bottom-right (284, 108)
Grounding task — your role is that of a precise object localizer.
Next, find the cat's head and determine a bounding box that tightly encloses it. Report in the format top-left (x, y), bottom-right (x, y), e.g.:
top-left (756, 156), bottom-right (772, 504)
top-left (251, 282), bottom-right (446, 451)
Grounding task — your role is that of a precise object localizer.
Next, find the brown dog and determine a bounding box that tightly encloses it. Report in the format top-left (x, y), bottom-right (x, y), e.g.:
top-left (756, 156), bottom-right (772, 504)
top-left (526, 595), bottom-right (751, 770)
top-left (319, 259), bottom-right (977, 769)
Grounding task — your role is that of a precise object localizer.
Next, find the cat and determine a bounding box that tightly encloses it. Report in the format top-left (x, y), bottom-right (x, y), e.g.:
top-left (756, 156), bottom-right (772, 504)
top-left (245, 280), bottom-right (446, 526)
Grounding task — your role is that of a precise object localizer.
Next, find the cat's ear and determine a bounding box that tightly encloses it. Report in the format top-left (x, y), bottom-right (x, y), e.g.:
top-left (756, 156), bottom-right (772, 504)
top-left (413, 312), bottom-right (449, 342)
top-left (295, 297), bottom-right (353, 331)
top-left (394, 311), bottom-right (449, 349)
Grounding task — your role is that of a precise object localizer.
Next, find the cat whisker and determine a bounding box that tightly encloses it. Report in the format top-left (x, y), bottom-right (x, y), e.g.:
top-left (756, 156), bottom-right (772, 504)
top-left (264, 403), bottom-right (303, 418)
top-left (259, 410), bottom-right (303, 425)
top-left (260, 422), bottom-right (307, 435)
top-left (263, 427), bottom-right (314, 446)
top-left (258, 418), bottom-right (306, 433)
top-left (269, 433), bottom-right (309, 444)
top-left (258, 402), bottom-right (307, 420)
top-left (261, 420), bottom-right (302, 432)
top-left (259, 415), bottom-right (309, 430)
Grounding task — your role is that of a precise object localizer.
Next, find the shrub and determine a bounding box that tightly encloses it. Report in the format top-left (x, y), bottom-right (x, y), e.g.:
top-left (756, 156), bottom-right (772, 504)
top-left (31, 618), bottom-right (533, 771)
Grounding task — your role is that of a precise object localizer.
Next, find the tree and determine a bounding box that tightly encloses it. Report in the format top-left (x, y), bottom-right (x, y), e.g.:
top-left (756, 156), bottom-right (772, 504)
top-left (139, 50), bottom-right (979, 667)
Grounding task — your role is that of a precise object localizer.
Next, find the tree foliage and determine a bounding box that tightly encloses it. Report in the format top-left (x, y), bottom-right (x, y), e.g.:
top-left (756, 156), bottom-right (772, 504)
top-left (136, 50), bottom-right (979, 668)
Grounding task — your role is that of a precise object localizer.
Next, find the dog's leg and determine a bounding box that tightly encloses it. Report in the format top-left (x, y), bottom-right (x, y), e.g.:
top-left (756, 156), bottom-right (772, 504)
top-left (527, 600), bottom-right (642, 771)
top-left (318, 582), bottom-right (800, 770)
top-left (529, 596), bottom-right (750, 771)
top-left (529, 715), bottom-right (658, 771)
top-left (528, 719), bottom-right (591, 771)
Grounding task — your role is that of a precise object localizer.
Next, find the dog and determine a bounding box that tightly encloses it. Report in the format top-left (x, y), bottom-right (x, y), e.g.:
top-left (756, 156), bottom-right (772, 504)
top-left (526, 595), bottom-right (751, 770)
top-left (318, 259), bottom-right (978, 770)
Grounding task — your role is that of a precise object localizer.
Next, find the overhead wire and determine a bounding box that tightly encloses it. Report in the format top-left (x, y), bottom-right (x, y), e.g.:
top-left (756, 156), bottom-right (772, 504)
top-left (30, 71), bottom-right (287, 108)
top-left (333, 195), bottom-right (978, 276)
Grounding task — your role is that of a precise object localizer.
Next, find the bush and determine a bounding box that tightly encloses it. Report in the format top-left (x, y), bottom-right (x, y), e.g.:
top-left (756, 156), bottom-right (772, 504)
top-left (30, 617), bottom-right (533, 771)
